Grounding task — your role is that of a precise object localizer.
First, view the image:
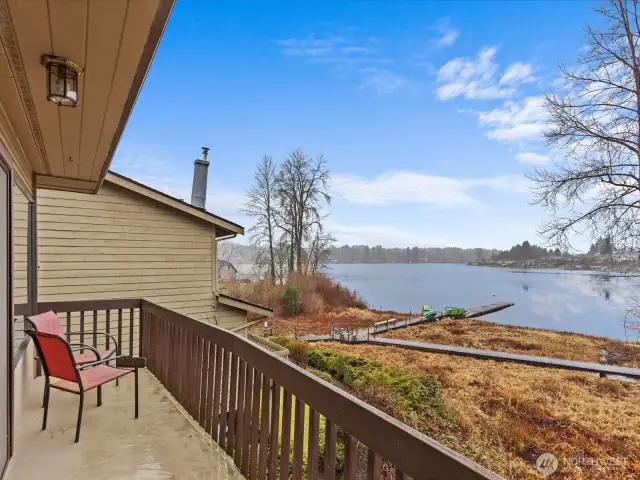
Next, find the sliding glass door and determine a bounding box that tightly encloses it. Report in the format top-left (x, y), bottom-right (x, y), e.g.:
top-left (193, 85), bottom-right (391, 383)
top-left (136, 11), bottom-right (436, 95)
top-left (0, 157), bottom-right (9, 476)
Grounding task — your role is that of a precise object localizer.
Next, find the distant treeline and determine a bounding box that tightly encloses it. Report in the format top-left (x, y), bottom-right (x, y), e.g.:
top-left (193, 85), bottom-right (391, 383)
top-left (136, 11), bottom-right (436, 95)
top-left (492, 241), bottom-right (562, 261)
top-left (328, 245), bottom-right (500, 264)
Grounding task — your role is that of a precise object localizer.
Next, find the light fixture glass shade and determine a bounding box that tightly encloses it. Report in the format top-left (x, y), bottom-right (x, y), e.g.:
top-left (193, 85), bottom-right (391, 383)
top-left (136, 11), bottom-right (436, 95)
top-left (44, 57), bottom-right (79, 107)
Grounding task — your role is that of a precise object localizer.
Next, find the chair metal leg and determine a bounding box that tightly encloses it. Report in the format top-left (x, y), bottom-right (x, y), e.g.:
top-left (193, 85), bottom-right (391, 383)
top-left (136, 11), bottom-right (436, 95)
top-left (134, 368), bottom-right (139, 419)
top-left (75, 391), bottom-right (84, 443)
top-left (42, 377), bottom-right (49, 408)
top-left (97, 386), bottom-right (102, 407)
top-left (42, 381), bottom-right (50, 430)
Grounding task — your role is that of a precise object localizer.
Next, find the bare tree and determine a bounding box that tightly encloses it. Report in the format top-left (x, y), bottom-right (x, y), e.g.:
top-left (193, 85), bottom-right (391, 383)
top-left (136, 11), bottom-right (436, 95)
top-left (274, 234), bottom-right (290, 284)
top-left (218, 241), bottom-right (240, 265)
top-left (275, 149), bottom-right (331, 273)
top-left (528, 0), bottom-right (640, 254)
top-left (305, 226), bottom-right (336, 274)
top-left (242, 156), bottom-right (278, 284)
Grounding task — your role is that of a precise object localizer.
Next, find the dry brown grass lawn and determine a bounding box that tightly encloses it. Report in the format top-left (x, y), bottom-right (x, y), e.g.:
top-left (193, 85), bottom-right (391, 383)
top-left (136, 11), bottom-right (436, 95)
top-left (262, 307), bottom-right (405, 336)
top-left (316, 342), bottom-right (640, 480)
top-left (382, 319), bottom-right (640, 368)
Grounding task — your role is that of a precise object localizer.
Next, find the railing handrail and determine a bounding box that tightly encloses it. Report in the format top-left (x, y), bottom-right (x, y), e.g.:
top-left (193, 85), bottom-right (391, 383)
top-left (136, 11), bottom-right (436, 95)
top-left (141, 299), bottom-right (500, 480)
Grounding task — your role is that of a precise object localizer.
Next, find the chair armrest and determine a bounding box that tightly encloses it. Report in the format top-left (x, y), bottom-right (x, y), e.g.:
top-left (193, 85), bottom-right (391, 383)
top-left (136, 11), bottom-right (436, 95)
top-left (69, 344), bottom-right (101, 361)
top-left (66, 331), bottom-right (119, 352)
top-left (77, 355), bottom-right (140, 370)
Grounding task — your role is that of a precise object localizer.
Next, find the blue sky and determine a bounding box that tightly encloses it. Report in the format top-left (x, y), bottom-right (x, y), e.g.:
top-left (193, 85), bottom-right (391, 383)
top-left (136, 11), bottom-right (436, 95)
top-left (112, 1), bottom-right (601, 250)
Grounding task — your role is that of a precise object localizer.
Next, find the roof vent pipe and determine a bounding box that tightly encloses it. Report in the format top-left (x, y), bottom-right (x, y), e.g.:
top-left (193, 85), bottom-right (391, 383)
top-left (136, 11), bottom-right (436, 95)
top-left (191, 147), bottom-right (210, 209)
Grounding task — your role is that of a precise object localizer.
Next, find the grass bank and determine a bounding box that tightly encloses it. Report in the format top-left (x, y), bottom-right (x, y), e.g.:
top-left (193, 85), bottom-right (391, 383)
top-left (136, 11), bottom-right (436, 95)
top-left (314, 342), bottom-right (640, 479)
top-left (382, 319), bottom-right (640, 368)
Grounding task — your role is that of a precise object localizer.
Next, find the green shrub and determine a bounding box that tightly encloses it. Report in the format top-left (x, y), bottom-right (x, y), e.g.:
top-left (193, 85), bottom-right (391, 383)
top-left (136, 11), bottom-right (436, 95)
top-left (308, 368), bottom-right (333, 383)
top-left (307, 346), bottom-right (449, 423)
top-left (282, 284), bottom-right (303, 317)
top-left (270, 335), bottom-right (293, 349)
top-left (288, 340), bottom-right (309, 368)
top-left (352, 297), bottom-right (368, 309)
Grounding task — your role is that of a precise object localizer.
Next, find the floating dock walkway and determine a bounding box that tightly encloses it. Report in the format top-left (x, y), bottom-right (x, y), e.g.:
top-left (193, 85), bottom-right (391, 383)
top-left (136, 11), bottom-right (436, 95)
top-left (369, 338), bottom-right (640, 380)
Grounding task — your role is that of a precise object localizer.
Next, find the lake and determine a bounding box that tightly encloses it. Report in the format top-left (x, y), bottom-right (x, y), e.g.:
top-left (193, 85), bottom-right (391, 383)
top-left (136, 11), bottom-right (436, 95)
top-left (327, 263), bottom-right (640, 341)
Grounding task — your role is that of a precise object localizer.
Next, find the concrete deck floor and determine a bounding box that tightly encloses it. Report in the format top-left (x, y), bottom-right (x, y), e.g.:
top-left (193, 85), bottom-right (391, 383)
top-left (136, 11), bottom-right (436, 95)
top-left (6, 369), bottom-right (245, 480)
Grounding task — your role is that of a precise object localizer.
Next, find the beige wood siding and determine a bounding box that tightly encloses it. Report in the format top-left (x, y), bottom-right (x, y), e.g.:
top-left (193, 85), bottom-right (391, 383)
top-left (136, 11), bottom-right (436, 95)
top-left (213, 303), bottom-right (247, 331)
top-left (37, 182), bottom-right (216, 324)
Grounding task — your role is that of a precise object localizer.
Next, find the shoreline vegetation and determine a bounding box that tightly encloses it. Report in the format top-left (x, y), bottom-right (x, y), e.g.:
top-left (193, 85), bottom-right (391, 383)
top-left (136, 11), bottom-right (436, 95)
top-left (225, 273), bottom-right (640, 479)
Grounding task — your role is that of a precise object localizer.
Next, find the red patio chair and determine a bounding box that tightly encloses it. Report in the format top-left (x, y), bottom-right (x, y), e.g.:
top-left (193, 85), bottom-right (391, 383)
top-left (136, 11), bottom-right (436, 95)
top-left (26, 311), bottom-right (118, 364)
top-left (25, 330), bottom-right (140, 443)
top-left (26, 311), bottom-right (120, 408)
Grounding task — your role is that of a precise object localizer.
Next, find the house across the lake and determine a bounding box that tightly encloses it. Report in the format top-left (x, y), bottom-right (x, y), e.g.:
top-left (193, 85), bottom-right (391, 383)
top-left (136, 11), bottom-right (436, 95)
top-left (218, 259), bottom-right (239, 283)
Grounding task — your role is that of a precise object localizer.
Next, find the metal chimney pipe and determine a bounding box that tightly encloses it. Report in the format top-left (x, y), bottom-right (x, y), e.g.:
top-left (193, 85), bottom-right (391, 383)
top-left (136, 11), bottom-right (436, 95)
top-left (191, 147), bottom-right (210, 209)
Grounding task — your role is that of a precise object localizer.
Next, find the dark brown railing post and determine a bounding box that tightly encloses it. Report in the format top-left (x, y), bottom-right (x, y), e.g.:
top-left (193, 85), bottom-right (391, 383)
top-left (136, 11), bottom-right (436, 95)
top-left (92, 310), bottom-right (98, 348)
top-left (234, 358), bottom-right (246, 468)
top-left (129, 308), bottom-right (134, 356)
top-left (249, 369), bottom-right (261, 480)
top-left (368, 449), bottom-right (381, 480)
top-left (292, 397), bottom-right (305, 480)
top-left (105, 310), bottom-right (111, 350)
top-left (307, 408), bottom-right (320, 480)
top-left (212, 346), bottom-right (223, 442)
top-left (241, 363), bottom-right (253, 475)
top-left (344, 434), bottom-right (358, 480)
top-left (79, 311), bottom-right (85, 353)
top-left (258, 373), bottom-right (270, 478)
top-left (280, 390), bottom-right (292, 479)
top-left (323, 419), bottom-right (337, 480)
top-left (226, 353), bottom-right (239, 456)
top-left (268, 382), bottom-right (281, 480)
top-left (138, 307), bottom-right (144, 359)
top-left (117, 309), bottom-right (123, 356)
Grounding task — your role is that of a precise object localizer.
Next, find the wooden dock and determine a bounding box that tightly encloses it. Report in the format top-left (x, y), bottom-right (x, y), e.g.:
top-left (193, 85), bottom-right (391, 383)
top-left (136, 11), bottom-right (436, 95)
top-left (369, 338), bottom-right (640, 380)
top-left (299, 301), bottom-right (516, 342)
top-left (464, 302), bottom-right (514, 318)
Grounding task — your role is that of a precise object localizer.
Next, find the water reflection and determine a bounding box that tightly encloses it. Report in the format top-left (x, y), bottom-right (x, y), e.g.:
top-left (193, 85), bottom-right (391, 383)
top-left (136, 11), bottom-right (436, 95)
top-left (328, 264), bottom-right (640, 340)
top-left (525, 271), bottom-right (640, 338)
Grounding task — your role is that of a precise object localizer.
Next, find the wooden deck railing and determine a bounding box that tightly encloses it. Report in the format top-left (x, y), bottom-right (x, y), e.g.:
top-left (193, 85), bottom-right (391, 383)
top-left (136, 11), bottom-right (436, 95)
top-left (20, 298), bottom-right (499, 479)
top-left (140, 300), bottom-right (499, 480)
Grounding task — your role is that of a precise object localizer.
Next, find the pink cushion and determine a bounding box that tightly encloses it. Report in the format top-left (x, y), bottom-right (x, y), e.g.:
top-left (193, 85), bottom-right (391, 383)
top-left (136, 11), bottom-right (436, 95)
top-left (51, 365), bottom-right (132, 393)
top-left (28, 311), bottom-right (64, 337)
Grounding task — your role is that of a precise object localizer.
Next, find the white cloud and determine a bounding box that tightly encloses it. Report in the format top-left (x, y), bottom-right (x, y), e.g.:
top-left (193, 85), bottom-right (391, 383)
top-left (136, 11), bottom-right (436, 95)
top-left (277, 36), bottom-right (345, 57)
top-left (277, 33), bottom-right (409, 94)
top-left (435, 47), bottom-right (534, 101)
top-left (499, 62), bottom-right (534, 85)
top-left (332, 171), bottom-right (528, 207)
top-left (360, 68), bottom-right (406, 94)
top-left (436, 28), bottom-right (459, 47)
top-left (477, 96), bottom-right (548, 143)
top-left (516, 152), bottom-right (549, 164)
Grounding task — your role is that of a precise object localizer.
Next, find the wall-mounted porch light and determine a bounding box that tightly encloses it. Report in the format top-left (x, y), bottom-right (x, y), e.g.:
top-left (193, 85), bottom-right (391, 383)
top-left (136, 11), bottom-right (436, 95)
top-left (41, 55), bottom-right (84, 107)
